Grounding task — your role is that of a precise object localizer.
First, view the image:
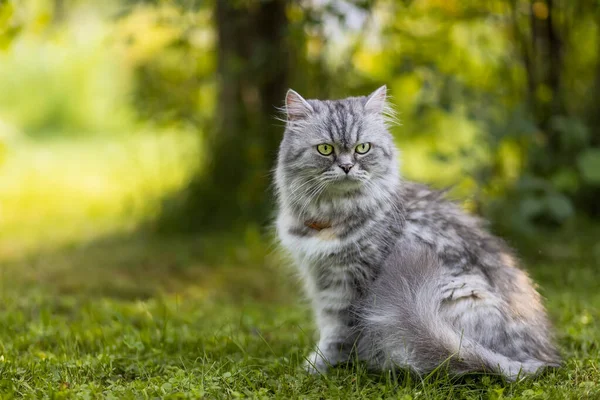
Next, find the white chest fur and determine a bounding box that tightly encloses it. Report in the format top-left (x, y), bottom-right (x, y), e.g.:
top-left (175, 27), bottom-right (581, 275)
top-left (276, 211), bottom-right (346, 263)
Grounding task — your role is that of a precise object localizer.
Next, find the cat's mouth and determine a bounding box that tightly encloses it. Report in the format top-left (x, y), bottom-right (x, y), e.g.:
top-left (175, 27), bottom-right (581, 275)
top-left (326, 176), bottom-right (364, 193)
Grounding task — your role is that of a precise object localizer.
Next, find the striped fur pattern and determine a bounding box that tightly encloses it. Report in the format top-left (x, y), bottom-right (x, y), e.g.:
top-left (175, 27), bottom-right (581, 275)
top-left (274, 86), bottom-right (560, 380)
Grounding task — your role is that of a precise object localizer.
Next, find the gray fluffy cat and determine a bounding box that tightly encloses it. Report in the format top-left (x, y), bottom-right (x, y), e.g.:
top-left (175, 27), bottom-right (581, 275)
top-left (274, 86), bottom-right (560, 380)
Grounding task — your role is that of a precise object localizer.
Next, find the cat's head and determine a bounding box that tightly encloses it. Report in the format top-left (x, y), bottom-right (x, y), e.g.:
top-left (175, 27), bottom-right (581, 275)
top-left (276, 86), bottom-right (399, 211)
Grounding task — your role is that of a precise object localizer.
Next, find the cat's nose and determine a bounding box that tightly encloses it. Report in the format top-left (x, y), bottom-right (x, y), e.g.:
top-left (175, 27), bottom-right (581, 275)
top-left (338, 163), bottom-right (354, 174)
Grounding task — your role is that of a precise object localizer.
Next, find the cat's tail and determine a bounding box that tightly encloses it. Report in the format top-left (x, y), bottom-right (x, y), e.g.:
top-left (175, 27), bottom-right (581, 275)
top-left (355, 243), bottom-right (558, 381)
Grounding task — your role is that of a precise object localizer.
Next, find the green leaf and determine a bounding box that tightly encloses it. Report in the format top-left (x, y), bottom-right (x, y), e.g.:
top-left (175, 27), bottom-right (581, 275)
top-left (519, 196), bottom-right (544, 219)
top-left (577, 149), bottom-right (600, 184)
top-left (551, 168), bottom-right (580, 194)
top-left (545, 193), bottom-right (574, 221)
top-left (516, 176), bottom-right (550, 192)
top-left (551, 116), bottom-right (589, 149)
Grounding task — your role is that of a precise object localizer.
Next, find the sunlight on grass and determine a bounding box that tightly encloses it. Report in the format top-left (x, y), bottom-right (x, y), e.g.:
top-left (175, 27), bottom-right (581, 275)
top-left (0, 133), bottom-right (598, 400)
top-left (0, 129), bottom-right (200, 256)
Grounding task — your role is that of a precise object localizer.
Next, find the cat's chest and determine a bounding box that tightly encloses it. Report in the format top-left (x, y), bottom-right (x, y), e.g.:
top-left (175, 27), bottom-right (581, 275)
top-left (283, 231), bottom-right (346, 263)
top-left (279, 228), bottom-right (375, 270)
top-left (277, 211), bottom-right (385, 294)
top-left (277, 213), bottom-right (347, 260)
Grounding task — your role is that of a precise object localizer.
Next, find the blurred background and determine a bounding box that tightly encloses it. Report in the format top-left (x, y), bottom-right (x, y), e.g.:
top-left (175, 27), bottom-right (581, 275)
top-left (1, 0), bottom-right (600, 301)
top-left (2, 2), bottom-right (600, 395)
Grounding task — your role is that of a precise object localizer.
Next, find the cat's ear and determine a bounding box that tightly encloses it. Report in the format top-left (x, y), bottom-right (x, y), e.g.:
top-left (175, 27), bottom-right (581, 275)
top-left (365, 85), bottom-right (387, 114)
top-left (285, 89), bottom-right (314, 121)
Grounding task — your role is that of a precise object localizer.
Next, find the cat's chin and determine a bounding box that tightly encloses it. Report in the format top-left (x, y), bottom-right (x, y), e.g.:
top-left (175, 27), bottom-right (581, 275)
top-left (326, 178), bottom-right (365, 194)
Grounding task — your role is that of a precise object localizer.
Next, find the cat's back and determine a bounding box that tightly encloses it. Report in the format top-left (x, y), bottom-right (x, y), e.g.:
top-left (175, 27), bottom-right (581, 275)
top-left (400, 181), bottom-right (484, 236)
top-left (397, 181), bottom-right (515, 273)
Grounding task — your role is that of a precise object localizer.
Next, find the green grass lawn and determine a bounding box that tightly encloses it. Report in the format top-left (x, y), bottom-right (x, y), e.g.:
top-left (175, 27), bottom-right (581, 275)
top-left (1, 232), bottom-right (599, 399)
top-left (1, 135), bottom-right (599, 399)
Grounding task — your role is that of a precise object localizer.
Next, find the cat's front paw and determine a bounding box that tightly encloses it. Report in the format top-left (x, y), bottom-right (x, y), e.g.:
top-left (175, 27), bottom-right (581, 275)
top-left (304, 350), bottom-right (329, 375)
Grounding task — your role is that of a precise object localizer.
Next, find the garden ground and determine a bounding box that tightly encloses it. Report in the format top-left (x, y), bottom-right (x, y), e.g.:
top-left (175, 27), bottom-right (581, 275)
top-left (0, 135), bottom-right (599, 399)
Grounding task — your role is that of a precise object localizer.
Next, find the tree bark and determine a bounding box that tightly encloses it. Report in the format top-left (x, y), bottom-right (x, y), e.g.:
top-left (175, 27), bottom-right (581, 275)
top-left (170, 0), bottom-right (288, 232)
top-left (589, 11), bottom-right (600, 148)
top-left (525, 0), bottom-right (565, 175)
top-left (578, 9), bottom-right (600, 217)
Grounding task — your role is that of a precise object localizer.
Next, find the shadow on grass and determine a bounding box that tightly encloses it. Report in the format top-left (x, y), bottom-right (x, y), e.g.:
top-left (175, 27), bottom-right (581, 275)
top-left (0, 229), bottom-right (299, 303)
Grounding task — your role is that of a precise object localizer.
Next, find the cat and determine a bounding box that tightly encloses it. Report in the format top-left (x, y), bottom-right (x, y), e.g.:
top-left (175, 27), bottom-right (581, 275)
top-left (274, 85), bottom-right (560, 380)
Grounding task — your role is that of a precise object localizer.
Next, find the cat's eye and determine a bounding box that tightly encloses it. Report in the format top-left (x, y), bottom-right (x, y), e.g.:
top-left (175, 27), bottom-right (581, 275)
top-left (355, 142), bottom-right (371, 154)
top-left (317, 143), bottom-right (333, 156)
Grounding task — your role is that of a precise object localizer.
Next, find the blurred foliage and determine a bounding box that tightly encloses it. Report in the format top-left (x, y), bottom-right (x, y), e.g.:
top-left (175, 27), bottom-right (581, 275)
top-left (115, 2), bottom-right (215, 126)
top-left (0, 0), bottom-right (133, 137)
top-left (322, 0), bottom-right (600, 234)
top-left (0, 0), bottom-right (599, 237)
top-left (2, 4), bottom-right (600, 396)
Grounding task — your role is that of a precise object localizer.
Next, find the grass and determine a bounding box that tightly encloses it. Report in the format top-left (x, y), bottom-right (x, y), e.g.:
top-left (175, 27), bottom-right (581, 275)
top-left (1, 135), bottom-right (599, 398)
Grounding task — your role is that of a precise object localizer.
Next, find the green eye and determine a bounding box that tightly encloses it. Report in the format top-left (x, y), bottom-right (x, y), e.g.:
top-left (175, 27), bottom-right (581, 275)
top-left (355, 142), bottom-right (371, 154)
top-left (317, 143), bottom-right (333, 155)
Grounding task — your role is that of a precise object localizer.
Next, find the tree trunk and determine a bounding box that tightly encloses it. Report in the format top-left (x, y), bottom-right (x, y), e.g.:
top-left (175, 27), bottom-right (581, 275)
top-left (589, 11), bottom-right (600, 149)
top-left (166, 0), bottom-right (288, 232)
top-left (53, 0), bottom-right (66, 23)
top-left (529, 0), bottom-right (564, 173)
top-left (577, 9), bottom-right (600, 217)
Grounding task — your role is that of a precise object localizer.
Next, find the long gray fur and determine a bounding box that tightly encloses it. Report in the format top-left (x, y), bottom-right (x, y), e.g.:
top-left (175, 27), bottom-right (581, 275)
top-left (274, 86), bottom-right (560, 380)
